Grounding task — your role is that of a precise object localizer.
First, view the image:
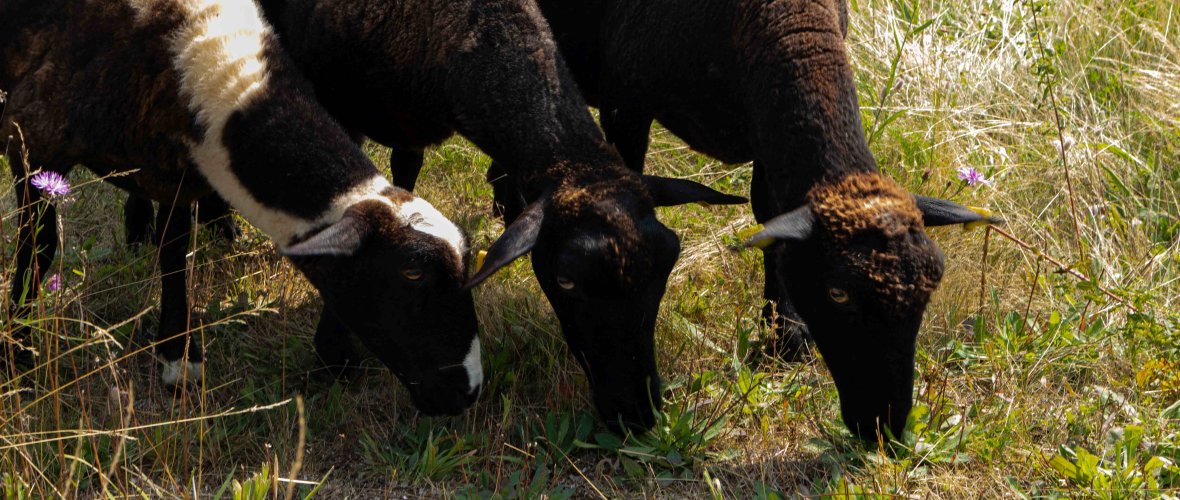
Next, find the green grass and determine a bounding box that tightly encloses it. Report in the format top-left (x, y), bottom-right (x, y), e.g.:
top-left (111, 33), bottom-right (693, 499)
top-left (3, 0), bottom-right (1180, 496)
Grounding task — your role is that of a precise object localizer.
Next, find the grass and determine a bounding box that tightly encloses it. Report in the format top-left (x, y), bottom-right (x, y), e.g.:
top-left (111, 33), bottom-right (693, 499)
top-left (2, 0), bottom-right (1179, 496)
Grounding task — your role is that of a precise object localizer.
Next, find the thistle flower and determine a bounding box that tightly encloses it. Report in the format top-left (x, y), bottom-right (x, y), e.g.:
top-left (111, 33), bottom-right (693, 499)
top-left (956, 166), bottom-right (991, 187)
top-left (46, 274), bottom-right (61, 292)
top-left (30, 171), bottom-right (70, 197)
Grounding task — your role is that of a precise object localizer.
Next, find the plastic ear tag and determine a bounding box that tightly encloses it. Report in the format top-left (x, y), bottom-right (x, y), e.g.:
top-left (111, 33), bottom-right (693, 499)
top-left (695, 201), bottom-right (713, 208)
top-left (475, 249), bottom-right (488, 273)
top-left (964, 206), bottom-right (994, 231)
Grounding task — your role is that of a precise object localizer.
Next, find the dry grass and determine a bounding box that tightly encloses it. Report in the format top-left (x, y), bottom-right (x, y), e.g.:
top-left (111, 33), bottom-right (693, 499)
top-left (2, 0), bottom-right (1179, 497)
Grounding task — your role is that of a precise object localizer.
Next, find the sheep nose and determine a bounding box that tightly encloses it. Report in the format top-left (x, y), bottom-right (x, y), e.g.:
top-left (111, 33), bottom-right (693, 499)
top-left (435, 336), bottom-right (482, 395)
top-left (458, 337), bottom-right (482, 395)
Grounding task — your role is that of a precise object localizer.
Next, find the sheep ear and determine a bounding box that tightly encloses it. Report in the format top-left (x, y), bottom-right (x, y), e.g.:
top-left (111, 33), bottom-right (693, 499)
top-left (643, 175), bottom-right (748, 207)
top-left (913, 195), bottom-right (1003, 227)
top-left (744, 206), bottom-right (815, 248)
top-left (465, 199), bottom-right (546, 288)
top-left (282, 214), bottom-right (370, 257)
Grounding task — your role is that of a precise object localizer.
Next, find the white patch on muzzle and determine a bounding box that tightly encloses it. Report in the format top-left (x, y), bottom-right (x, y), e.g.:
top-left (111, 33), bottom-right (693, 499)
top-left (160, 358), bottom-right (204, 386)
top-left (462, 337), bottom-right (482, 395)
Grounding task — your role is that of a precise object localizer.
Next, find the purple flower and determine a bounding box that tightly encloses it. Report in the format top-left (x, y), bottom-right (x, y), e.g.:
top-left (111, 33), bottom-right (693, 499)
top-left (46, 274), bottom-right (61, 292)
top-left (956, 166), bottom-right (991, 186)
top-left (30, 171), bottom-right (70, 197)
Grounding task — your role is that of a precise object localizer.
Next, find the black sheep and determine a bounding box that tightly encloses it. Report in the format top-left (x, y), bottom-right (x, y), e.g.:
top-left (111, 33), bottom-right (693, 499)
top-left (120, 0), bottom-right (746, 433)
top-left (1, 0), bottom-right (482, 415)
top-left (533, 0), bottom-right (998, 439)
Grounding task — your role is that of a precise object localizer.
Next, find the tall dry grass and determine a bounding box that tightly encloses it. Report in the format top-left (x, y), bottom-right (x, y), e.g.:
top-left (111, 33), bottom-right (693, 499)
top-left (2, 0), bottom-right (1178, 497)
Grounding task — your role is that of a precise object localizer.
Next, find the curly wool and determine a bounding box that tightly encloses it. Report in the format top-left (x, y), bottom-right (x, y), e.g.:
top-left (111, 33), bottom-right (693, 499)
top-left (808, 172), bottom-right (944, 313)
top-left (543, 163), bottom-right (653, 282)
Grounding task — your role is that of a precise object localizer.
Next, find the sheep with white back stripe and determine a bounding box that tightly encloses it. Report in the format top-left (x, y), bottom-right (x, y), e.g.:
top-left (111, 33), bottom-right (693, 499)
top-left (124, 0), bottom-right (750, 434)
top-left (1, 0), bottom-right (481, 415)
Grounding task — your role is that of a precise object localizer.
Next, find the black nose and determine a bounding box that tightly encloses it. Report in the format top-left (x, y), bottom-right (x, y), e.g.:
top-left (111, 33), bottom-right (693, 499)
top-left (408, 365), bottom-right (481, 416)
top-left (594, 394), bottom-right (660, 435)
top-left (843, 403), bottom-right (910, 442)
top-left (411, 386), bottom-right (478, 416)
top-left (602, 413), bottom-right (656, 435)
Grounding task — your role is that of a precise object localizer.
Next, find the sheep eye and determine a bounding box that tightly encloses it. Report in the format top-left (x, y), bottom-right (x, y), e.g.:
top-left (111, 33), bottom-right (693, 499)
top-left (402, 268), bottom-right (424, 281)
top-left (828, 287), bottom-right (850, 304)
top-left (556, 276), bottom-right (576, 291)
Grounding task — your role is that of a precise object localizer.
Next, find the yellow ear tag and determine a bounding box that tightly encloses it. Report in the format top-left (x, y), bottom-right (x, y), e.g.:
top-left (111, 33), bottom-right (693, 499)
top-left (964, 206), bottom-right (994, 231)
top-left (475, 249), bottom-right (488, 273)
top-left (695, 201), bottom-right (713, 208)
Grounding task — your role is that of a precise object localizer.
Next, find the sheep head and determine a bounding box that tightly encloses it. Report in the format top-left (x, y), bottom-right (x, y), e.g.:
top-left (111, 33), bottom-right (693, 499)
top-left (747, 172), bottom-right (999, 441)
top-left (468, 171), bottom-right (745, 434)
top-left (284, 196), bottom-right (481, 416)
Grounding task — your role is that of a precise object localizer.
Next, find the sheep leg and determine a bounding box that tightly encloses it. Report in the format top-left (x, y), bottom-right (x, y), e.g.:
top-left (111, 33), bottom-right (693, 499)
top-left (600, 107), bottom-right (652, 172)
top-left (126, 193), bottom-right (238, 246)
top-left (487, 161), bottom-right (527, 223)
top-left (314, 308), bottom-right (359, 380)
top-left (389, 147), bottom-right (425, 191)
top-left (751, 161), bottom-right (812, 361)
top-left (195, 193), bottom-right (240, 243)
top-left (4, 172), bottom-right (62, 375)
top-left (153, 202), bottom-right (203, 387)
top-left (124, 194), bottom-right (157, 246)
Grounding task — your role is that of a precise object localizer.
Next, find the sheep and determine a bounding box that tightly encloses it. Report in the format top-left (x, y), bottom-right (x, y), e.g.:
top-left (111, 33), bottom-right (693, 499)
top-left (114, 0), bottom-right (748, 433)
top-left (532, 0), bottom-right (999, 439)
top-left (1, 0), bottom-right (483, 416)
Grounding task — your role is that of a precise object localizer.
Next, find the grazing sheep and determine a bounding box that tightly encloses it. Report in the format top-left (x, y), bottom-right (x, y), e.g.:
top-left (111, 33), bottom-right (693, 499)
top-left (1, 0), bottom-right (482, 415)
top-left (534, 0), bottom-right (998, 439)
top-left (122, 0), bottom-right (745, 433)
top-left (249, 0), bottom-right (747, 433)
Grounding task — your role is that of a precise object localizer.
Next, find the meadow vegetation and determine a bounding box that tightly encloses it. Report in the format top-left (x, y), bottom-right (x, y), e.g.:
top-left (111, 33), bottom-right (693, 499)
top-left (2, 0), bottom-right (1178, 496)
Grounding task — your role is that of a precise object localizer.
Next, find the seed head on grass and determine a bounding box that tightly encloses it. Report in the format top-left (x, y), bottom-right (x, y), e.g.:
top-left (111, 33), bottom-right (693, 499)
top-left (30, 170), bottom-right (70, 197)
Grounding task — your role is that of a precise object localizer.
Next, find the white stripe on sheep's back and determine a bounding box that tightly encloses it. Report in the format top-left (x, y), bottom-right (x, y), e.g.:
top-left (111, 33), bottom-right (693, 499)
top-left (162, 0), bottom-right (316, 244)
top-left (159, 0), bottom-right (399, 247)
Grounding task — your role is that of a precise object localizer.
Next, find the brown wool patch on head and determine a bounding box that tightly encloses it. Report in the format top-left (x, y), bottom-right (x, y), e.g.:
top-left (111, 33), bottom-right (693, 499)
top-left (546, 165), bottom-right (653, 283)
top-left (808, 172), bottom-right (924, 240)
top-left (808, 173), bottom-right (944, 312)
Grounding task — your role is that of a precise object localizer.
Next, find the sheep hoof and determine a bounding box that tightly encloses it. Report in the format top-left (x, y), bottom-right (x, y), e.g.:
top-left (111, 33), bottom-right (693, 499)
top-left (160, 358), bottom-right (204, 388)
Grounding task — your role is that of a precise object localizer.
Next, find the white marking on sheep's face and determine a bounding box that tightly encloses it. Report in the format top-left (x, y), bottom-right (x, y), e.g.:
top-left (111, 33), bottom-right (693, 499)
top-left (397, 197), bottom-right (468, 266)
top-left (160, 358), bottom-right (204, 386)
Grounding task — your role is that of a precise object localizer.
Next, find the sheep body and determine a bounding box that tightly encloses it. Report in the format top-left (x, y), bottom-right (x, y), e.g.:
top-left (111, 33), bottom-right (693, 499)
top-left (1, 0), bottom-right (481, 415)
top-left (535, 0), bottom-right (993, 439)
top-left (244, 0), bottom-right (746, 432)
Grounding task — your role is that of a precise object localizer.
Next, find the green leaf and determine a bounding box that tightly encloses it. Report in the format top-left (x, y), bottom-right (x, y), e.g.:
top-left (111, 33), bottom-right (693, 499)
top-left (594, 432), bottom-right (622, 451)
top-left (1161, 399), bottom-right (1180, 419)
top-left (620, 457), bottom-right (645, 478)
top-left (1050, 454), bottom-right (1079, 480)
